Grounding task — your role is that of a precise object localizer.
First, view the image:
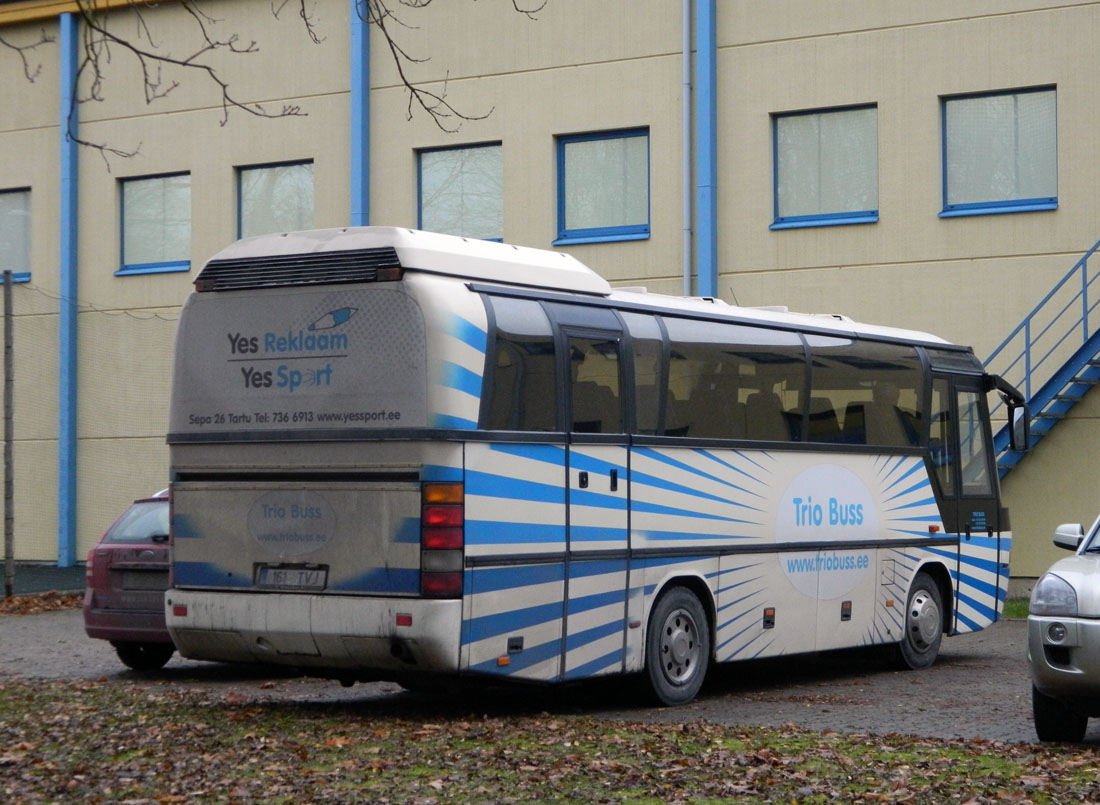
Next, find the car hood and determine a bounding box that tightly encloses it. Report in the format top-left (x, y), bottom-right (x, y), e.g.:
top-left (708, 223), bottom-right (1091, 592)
top-left (1044, 555), bottom-right (1100, 617)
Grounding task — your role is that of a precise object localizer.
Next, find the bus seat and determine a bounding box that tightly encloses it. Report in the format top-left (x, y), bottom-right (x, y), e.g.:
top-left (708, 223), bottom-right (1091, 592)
top-left (807, 397), bottom-right (842, 443)
top-left (572, 381), bottom-right (620, 433)
top-left (846, 401), bottom-right (910, 446)
top-left (520, 369), bottom-right (557, 431)
top-left (689, 377), bottom-right (744, 438)
top-left (745, 391), bottom-right (789, 442)
top-left (634, 383), bottom-right (660, 434)
top-left (663, 391), bottom-right (690, 436)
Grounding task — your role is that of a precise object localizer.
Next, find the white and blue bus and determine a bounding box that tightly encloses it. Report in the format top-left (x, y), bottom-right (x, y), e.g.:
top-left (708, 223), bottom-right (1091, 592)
top-left (165, 227), bottom-right (1027, 705)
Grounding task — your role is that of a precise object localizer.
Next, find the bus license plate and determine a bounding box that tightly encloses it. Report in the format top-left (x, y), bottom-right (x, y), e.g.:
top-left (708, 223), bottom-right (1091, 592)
top-left (255, 565), bottom-right (328, 591)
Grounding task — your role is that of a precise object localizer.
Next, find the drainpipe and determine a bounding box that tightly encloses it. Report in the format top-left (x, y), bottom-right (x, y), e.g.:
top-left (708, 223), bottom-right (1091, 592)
top-left (682, 0), bottom-right (693, 296)
top-left (58, 12), bottom-right (79, 567)
top-left (694, 0), bottom-right (717, 298)
top-left (350, 0), bottom-right (370, 226)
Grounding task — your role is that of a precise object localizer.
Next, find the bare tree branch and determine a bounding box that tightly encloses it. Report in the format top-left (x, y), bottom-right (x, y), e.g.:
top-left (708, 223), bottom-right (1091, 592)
top-left (75, 0), bottom-right (303, 123)
top-left (360, 0), bottom-right (496, 132)
top-left (512, 0), bottom-right (549, 20)
top-left (0, 28), bottom-right (55, 82)
top-left (7, 0), bottom-right (547, 159)
top-left (271, 0), bottom-right (325, 45)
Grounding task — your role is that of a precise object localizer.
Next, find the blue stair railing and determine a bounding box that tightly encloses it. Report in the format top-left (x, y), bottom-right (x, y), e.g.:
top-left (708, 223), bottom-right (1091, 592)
top-left (984, 236), bottom-right (1100, 476)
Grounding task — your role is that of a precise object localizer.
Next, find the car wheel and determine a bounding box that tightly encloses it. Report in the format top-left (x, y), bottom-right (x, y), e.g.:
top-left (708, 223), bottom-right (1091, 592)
top-left (1032, 684), bottom-right (1088, 743)
top-left (112, 641), bottom-right (175, 672)
top-left (645, 586), bottom-right (710, 706)
top-left (893, 571), bottom-right (943, 670)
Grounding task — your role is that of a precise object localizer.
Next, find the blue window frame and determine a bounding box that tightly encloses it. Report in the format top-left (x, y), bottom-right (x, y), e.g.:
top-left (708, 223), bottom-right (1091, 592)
top-left (418, 143), bottom-right (502, 241)
top-left (0, 188), bottom-right (32, 282)
top-left (554, 128), bottom-right (649, 245)
top-left (941, 86), bottom-right (1057, 217)
top-left (237, 160), bottom-right (314, 239)
top-left (771, 105), bottom-right (878, 230)
top-left (119, 173), bottom-right (191, 276)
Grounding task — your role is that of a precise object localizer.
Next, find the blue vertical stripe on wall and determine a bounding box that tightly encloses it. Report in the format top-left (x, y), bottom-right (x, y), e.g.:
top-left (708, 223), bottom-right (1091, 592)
top-left (350, 0), bottom-right (370, 226)
top-left (58, 13), bottom-right (79, 567)
top-left (694, 0), bottom-right (718, 298)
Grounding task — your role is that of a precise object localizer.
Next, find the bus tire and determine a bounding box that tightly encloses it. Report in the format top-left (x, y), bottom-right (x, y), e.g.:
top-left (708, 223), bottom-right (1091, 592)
top-left (1032, 685), bottom-right (1088, 743)
top-left (112, 641), bottom-right (174, 672)
top-left (645, 586), bottom-right (710, 706)
top-left (893, 571), bottom-right (943, 670)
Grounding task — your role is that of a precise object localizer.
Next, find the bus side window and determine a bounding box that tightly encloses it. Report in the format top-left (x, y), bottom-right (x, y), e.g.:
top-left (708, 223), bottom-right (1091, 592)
top-left (692, 373), bottom-right (746, 438)
top-left (958, 389), bottom-right (993, 496)
top-left (745, 389), bottom-right (789, 441)
top-left (929, 378), bottom-right (954, 491)
top-left (662, 316), bottom-right (804, 440)
top-left (483, 298), bottom-right (557, 431)
top-left (806, 337), bottom-right (922, 447)
top-left (807, 397), bottom-right (842, 443)
top-left (621, 312), bottom-right (664, 435)
top-left (569, 336), bottom-right (622, 433)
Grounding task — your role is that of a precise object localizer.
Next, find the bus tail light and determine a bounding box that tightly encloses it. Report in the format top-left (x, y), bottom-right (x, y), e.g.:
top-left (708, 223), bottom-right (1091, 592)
top-left (421, 482), bottom-right (463, 598)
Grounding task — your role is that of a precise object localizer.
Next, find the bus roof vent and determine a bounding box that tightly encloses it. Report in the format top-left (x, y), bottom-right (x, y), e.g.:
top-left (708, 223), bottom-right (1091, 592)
top-left (194, 247), bottom-right (402, 292)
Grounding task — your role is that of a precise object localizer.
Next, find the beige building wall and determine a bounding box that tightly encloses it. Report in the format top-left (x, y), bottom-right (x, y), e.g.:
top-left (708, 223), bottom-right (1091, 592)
top-left (367, 0), bottom-right (685, 285)
top-left (2, 0), bottom-right (1099, 575)
top-left (1003, 383), bottom-right (1100, 591)
top-left (1, 16), bottom-right (62, 560)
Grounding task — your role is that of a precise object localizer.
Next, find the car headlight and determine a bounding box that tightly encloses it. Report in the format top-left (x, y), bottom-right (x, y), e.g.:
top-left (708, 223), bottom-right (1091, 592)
top-left (1030, 573), bottom-right (1078, 617)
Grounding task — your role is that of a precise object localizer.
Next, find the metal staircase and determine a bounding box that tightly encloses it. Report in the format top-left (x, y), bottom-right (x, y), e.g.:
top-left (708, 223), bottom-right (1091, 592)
top-left (985, 237), bottom-right (1100, 477)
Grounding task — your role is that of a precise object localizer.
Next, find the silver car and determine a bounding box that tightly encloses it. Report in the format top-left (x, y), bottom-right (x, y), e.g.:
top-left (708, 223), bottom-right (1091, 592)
top-left (1028, 515), bottom-right (1100, 742)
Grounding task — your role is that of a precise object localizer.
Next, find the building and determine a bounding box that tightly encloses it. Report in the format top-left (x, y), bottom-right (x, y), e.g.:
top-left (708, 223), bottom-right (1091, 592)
top-left (1, 0), bottom-right (1097, 586)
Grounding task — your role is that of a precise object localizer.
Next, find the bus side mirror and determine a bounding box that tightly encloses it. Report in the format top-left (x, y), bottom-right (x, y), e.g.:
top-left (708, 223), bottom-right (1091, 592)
top-left (1009, 403), bottom-right (1029, 452)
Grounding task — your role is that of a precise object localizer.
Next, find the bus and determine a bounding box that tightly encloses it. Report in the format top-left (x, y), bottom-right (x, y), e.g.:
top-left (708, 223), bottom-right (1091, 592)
top-left (165, 226), bottom-right (1028, 705)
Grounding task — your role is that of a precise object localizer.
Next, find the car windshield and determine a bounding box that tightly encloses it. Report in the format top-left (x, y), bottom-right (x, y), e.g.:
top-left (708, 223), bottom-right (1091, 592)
top-left (102, 501), bottom-right (169, 544)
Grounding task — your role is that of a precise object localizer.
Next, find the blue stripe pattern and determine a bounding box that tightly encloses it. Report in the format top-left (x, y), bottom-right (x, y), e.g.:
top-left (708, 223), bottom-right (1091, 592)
top-left (458, 444), bottom-right (1007, 683)
top-left (449, 313), bottom-right (487, 352)
top-left (439, 360), bottom-right (482, 397)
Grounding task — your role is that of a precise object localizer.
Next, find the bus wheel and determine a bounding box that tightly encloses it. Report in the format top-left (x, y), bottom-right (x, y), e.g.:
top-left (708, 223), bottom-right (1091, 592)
top-left (645, 586), bottom-right (710, 706)
top-left (894, 571), bottom-right (943, 670)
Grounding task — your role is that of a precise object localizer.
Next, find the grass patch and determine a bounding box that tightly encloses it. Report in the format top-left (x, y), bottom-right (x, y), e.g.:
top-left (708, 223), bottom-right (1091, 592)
top-left (1003, 597), bottom-right (1030, 618)
top-left (2, 678), bottom-right (1100, 802)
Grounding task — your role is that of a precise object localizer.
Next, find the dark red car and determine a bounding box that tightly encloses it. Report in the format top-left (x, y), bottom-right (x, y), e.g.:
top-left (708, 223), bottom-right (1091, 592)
top-left (83, 490), bottom-right (174, 671)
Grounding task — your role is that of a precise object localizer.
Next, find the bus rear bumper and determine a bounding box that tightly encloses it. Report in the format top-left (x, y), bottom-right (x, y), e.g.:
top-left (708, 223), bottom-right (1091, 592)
top-left (165, 590), bottom-right (462, 674)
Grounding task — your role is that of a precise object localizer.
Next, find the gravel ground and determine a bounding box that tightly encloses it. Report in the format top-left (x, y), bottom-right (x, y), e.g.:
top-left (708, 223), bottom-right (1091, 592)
top-left (3, 608), bottom-right (1094, 745)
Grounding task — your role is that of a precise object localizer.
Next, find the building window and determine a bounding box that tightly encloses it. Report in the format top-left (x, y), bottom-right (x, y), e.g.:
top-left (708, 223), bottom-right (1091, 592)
top-left (418, 143), bottom-right (502, 240)
top-left (238, 161), bottom-right (314, 238)
top-left (941, 87), bottom-right (1057, 216)
top-left (555, 128), bottom-right (649, 245)
top-left (0, 189), bottom-right (30, 280)
top-left (119, 173), bottom-right (191, 275)
top-left (772, 105), bottom-right (878, 229)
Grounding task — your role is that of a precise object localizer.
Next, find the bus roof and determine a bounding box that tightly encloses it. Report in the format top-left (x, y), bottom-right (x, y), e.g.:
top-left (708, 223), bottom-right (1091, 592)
top-left (607, 289), bottom-right (951, 346)
top-left (203, 227), bottom-right (950, 347)
top-left (204, 226), bottom-right (612, 295)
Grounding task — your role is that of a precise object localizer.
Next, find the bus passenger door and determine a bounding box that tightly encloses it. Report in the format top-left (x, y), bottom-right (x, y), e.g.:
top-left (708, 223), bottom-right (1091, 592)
top-left (930, 375), bottom-right (1006, 632)
top-left (562, 329), bottom-right (631, 681)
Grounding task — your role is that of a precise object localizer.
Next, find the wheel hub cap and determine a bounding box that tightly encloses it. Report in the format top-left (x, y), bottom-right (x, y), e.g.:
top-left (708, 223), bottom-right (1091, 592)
top-left (907, 590), bottom-right (940, 650)
top-left (660, 608), bottom-right (699, 684)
